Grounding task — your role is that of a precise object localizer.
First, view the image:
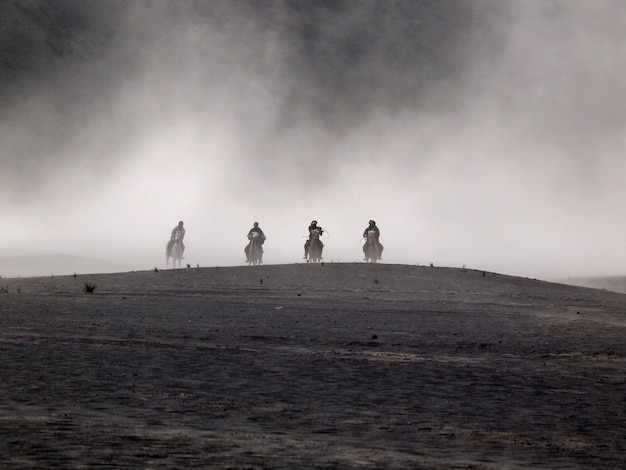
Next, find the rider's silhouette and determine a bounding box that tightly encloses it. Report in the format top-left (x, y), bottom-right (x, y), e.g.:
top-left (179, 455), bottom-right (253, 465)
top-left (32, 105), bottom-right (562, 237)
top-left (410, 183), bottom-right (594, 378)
top-left (362, 220), bottom-right (383, 260)
top-left (170, 221), bottom-right (186, 257)
top-left (245, 222), bottom-right (266, 263)
top-left (304, 220), bottom-right (324, 260)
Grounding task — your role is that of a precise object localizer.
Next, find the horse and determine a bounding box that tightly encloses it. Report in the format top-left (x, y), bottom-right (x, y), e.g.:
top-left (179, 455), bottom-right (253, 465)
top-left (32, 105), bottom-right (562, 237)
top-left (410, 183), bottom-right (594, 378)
top-left (307, 228), bottom-right (323, 263)
top-left (166, 233), bottom-right (184, 268)
top-left (364, 230), bottom-right (381, 263)
top-left (247, 231), bottom-right (263, 266)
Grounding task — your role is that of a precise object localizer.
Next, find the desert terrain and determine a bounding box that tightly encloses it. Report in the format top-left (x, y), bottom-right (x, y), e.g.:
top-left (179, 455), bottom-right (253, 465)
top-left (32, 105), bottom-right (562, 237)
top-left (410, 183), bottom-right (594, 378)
top-left (1, 263), bottom-right (625, 468)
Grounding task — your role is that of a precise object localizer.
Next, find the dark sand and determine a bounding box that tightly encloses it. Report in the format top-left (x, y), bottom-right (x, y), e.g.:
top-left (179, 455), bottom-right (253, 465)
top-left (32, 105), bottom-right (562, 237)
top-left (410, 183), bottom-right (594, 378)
top-left (1, 263), bottom-right (625, 468)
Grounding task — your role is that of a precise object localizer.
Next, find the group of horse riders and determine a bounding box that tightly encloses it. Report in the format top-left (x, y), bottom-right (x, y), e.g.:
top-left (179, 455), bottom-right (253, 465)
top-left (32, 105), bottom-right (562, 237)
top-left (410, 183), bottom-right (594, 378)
top-left (167, 219), bottom-right (384, 265)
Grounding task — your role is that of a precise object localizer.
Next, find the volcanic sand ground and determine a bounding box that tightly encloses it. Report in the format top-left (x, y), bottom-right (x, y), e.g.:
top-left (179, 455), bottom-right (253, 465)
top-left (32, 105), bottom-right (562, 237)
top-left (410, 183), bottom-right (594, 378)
top-left (1, 263), bottom-right (625, 468)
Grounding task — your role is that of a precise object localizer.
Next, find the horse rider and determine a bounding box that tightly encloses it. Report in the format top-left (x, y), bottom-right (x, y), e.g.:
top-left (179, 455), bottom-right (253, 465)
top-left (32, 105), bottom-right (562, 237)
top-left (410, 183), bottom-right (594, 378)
top-left (363, 219), bottom-right (383, 260)
top-left (304, 220), bottom-right (324, 260)
top-left (170, 220), bottom-right (186, 257)
top-left (245, 221), bottom-right (266, 263)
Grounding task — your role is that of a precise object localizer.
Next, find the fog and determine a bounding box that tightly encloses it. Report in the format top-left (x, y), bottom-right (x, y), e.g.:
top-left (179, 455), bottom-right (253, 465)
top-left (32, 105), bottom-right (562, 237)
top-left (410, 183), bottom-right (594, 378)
top-left (2, 0), bottom-right (626, 279)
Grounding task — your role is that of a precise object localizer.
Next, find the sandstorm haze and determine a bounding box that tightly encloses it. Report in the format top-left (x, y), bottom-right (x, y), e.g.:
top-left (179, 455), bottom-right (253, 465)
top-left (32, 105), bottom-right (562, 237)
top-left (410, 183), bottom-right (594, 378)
top-left (1, 0), bottom-right (625, 278)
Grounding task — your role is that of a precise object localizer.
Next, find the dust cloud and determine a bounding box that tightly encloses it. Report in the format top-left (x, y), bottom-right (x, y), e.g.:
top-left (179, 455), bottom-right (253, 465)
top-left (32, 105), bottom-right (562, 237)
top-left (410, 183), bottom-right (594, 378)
top-left (1, 0), bottom-right (625, 278)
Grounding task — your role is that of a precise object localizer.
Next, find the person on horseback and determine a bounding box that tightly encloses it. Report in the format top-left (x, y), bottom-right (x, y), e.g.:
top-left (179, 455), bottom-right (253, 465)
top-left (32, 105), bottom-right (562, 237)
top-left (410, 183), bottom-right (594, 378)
top-left (245, 222), bottom-right (266, 263)
top-left (304, 220), bottom-right (324, 260)
top-left (170, 220), bottom-right (186, 257)
top-left (363, 220), bottom-right (383, 260)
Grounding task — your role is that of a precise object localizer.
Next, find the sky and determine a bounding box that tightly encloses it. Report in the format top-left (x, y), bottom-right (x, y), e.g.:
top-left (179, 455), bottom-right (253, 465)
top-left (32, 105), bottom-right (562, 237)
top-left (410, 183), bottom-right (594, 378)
top-left (1, 0), bottom-right (626, 279)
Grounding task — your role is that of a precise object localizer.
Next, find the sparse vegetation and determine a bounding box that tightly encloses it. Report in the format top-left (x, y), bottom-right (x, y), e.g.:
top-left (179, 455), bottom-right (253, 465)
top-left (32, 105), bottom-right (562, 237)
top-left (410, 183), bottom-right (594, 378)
top-left (373, 278), bottom-right (379, 284)
top-left (0, 286), bottom-right (8, 293)
top-left (83, 282), bottom-right (97, 293)
top-left (430, 262), bottom-right (434, 267)
top-left (154, 267), bottom-right (158, 272)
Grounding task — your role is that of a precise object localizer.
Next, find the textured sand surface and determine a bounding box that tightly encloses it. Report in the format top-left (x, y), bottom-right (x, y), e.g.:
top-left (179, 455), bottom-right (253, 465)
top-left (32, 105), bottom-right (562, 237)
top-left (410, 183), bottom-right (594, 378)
top-left (1, 263), bottom-right (625, 468)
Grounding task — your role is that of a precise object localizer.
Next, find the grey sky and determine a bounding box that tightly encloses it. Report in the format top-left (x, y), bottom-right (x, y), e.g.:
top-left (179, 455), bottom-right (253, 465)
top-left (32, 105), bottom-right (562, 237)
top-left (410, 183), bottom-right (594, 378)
top-left (1, 0), bottom-right (625, 278)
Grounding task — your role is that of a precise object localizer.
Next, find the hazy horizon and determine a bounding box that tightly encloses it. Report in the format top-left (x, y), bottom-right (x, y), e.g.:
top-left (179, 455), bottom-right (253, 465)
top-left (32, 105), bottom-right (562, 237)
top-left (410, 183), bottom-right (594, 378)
top-left (2, 0), bottom-right (626, 279)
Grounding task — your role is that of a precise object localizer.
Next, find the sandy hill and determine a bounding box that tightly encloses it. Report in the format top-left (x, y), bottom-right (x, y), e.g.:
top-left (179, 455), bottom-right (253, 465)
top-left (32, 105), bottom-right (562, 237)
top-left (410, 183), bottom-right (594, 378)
top-left (3, 262), bottom-right (625, 306)
top-left (1, 263), bottom-right (625, 468)
top-left (558, 275), bottom-right (626, 295)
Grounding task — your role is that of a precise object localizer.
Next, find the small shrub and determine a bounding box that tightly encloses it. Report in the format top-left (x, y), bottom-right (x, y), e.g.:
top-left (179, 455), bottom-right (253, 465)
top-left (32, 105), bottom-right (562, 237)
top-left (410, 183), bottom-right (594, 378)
top-left (154, 267), bottom-right (159, 272)
top-left (83, 282), bottom-right (97, 293)
top-left (0, 285), bottom-right (8, 293)
top-left (373, 277), bottom-right (379, 284)
top-left (429, 262), bottom-right (434, 267)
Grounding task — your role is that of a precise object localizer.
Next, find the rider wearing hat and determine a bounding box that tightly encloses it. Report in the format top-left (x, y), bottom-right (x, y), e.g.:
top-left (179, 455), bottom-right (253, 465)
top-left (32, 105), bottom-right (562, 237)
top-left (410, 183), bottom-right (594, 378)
top-left (245, 222), bottom-right (266, 263)
top-left (362, 219), bottom-right (383, 260)
top-left (170, 220), bottom-right (186, 257)
top-left (304, 220), bottom-right (324, 260)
